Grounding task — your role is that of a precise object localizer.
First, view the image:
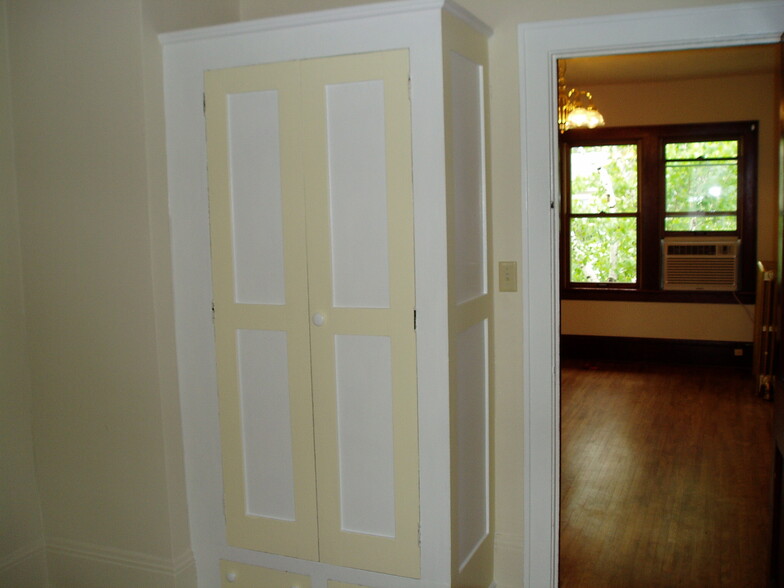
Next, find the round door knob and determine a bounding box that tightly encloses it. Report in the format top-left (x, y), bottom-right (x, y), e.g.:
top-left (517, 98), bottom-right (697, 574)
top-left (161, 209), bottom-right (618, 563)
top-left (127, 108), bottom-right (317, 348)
top-left (312, 313), bottom-right (325, 326)
top-left (226, 571), bottom-right (237, 582)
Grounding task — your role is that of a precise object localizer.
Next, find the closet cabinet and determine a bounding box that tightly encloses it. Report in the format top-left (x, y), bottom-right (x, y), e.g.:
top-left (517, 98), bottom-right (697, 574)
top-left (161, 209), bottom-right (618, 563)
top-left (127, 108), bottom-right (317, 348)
top-left (161, 2), bottom-right (493, 587)
top-left (206, 49), bottom-right (419, 577)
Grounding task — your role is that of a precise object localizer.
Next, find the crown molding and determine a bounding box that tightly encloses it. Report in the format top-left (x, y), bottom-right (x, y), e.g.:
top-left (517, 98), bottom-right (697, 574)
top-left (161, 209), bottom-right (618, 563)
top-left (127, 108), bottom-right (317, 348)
top-left (160, 0), bottom-right (490, 46)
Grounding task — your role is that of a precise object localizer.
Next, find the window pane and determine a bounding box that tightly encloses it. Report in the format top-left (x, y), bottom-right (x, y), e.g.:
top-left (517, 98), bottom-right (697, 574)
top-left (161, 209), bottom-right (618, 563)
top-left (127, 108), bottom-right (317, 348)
top-left (665, 215), bottom-right (737, 232)
top-left (665, 161), bottom-right (737, 215)
top-left (570, 217), bottom-right (637, 284)
top-left (665, 140), bottom-right (738, 160)
top-left (570, 145), bottom-right (637, 214)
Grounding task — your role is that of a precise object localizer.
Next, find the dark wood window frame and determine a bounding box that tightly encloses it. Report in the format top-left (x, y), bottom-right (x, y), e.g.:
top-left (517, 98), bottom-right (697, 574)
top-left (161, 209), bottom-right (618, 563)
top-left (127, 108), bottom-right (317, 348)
top-left (560, 121), bottom-right (758, 304)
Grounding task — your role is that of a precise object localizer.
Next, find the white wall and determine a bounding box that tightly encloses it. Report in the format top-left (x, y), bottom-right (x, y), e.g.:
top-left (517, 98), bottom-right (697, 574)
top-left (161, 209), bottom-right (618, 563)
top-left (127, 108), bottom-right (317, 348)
top-left (0, 3), bottom-right (47, 586)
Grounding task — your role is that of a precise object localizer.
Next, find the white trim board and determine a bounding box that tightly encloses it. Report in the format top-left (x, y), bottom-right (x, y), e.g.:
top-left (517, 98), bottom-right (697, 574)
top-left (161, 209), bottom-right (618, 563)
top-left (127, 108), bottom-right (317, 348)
top-left (46, 537), bottom-right (195, 576)
top-left (517, 2), bottom-right (784, 586)
top-left (0, 540), bottom-right (46, 572)
top-left (159, 0), bottom-right (490, 45)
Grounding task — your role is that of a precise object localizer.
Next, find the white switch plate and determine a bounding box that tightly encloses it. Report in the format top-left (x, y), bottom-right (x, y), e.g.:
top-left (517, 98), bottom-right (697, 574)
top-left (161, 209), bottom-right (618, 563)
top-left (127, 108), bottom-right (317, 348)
top-left (499, 261), bottom-right (518, 292)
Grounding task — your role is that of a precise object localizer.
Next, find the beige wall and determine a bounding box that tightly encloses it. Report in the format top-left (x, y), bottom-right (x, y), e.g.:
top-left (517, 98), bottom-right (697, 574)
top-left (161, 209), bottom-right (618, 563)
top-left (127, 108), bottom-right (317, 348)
top-left (4, 1), bottom-right (238, 586)
top-left (562, 72), bottom-right (777, 342)
top-left (3, 0), bottom-right (766, 587)
top-left (0, 3), bottom-right (48, 586)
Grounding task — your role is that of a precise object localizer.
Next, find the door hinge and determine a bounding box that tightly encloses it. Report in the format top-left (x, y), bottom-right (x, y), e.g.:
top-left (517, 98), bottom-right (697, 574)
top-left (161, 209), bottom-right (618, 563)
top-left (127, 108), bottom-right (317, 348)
top-left (414, 309), bottom-right (417, 330)
top-left (203, 93), bottom-right (206, 114)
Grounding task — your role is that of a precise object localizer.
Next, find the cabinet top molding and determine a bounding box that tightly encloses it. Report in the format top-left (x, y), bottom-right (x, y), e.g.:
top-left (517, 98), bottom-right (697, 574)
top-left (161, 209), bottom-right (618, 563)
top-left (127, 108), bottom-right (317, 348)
top-left (159, 0), bottom-right (492, 46)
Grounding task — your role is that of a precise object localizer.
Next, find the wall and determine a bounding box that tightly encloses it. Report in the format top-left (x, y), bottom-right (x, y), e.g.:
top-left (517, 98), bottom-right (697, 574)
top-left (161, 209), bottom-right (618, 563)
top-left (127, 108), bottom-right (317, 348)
top-left (562, 72), bottom-right (777, 342)
top-left (5, 1), bottom-right (238, 586)
top-left (0, 2), bottom-right (47, 586)
top-left (3, 1), bottom-right (764, 588)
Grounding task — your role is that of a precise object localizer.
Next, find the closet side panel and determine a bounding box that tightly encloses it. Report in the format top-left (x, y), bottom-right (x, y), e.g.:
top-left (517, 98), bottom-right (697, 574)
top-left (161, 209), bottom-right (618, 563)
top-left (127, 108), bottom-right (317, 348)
top-left (442, 9), bottom-right (494, 588)
top-left (204, 62), bottom-right (318, 561)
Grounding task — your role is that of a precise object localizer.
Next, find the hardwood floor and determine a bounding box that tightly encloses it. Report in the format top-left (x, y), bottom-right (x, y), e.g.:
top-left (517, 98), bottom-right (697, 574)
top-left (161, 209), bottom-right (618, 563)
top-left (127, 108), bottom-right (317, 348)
top-left (559, 360), bottom-right (774, 587)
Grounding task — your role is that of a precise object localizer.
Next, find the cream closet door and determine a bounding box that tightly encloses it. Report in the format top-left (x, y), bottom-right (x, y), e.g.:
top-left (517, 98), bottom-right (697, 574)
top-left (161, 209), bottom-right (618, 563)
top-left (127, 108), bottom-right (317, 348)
top-left (205, 50), bottom-right (419, 577)
top-left (206, 61), bottom-right (318, 561)
top-left (300, 52), bottom-right (418, 578)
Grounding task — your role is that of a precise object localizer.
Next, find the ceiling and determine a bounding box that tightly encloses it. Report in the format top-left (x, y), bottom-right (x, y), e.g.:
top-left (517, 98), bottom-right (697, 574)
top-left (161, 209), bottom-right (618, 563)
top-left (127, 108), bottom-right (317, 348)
top-left (563, 44), bottom-right (778, 86)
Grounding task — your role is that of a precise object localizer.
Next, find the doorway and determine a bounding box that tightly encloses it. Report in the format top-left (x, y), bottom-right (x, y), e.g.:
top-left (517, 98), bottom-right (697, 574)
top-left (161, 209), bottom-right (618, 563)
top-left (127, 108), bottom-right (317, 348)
top-left (517, 4), bottom-right (784, 586)
top-left (556, 44), bottom-right (778, 585)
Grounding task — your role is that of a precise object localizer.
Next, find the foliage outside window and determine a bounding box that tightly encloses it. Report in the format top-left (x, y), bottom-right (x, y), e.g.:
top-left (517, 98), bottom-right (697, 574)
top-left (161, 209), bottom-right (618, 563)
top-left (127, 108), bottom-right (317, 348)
top-left (569, 144), bottom-right (638, 284)
top-left (561, 122), bottom-right (757, 300)
top-left (664, 140), bottom-right (739, 232)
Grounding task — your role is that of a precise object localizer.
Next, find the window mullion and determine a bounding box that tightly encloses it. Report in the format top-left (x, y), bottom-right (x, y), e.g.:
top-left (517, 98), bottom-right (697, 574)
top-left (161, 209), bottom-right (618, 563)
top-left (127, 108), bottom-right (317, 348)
top-left (639, 133), bottom-right (660, 291)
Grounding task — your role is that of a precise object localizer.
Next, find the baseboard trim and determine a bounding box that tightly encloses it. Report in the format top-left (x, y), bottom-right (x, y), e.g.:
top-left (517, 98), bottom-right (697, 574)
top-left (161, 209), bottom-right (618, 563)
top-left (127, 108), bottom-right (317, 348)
top-left (561, 335), bottom-right (752, 367)
top-left (0, 539), bottom-right (46, 572)
top-left (0, 540), bottom-right (48, 587)
top-left (47, 537), bottom-right (195, 577)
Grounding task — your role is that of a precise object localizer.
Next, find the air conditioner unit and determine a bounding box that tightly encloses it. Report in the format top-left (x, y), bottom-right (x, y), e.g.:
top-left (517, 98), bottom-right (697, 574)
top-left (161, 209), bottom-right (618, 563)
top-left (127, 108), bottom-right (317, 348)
top-left (662, 236), bottom-right (740, 291)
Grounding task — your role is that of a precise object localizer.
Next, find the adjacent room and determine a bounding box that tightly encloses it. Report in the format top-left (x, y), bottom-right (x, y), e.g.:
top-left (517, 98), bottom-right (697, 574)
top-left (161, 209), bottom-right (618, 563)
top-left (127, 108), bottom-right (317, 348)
top-left (557, 45), bottom-right (778, 587)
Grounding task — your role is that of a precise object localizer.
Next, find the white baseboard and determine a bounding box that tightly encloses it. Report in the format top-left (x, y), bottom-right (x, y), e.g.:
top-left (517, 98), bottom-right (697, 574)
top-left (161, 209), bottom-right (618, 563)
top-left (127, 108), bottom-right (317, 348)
top-left (46, 537), bottom-right (195, 588)
top-left (0, 540), bottom-right (48, 587)
top-left (493, 532), bottom-right (523, 588)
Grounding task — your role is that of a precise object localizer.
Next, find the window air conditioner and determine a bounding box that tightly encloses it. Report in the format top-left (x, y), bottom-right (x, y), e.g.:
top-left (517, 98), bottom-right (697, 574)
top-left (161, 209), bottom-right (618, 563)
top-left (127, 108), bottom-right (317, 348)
top-left (662, 236), bottom-right (740, 291)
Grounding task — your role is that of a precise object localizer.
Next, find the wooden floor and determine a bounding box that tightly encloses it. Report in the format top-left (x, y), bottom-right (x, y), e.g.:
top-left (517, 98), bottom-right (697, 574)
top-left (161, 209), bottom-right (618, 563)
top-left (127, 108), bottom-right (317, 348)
top-left (559, 360), bottom-right (774, 588)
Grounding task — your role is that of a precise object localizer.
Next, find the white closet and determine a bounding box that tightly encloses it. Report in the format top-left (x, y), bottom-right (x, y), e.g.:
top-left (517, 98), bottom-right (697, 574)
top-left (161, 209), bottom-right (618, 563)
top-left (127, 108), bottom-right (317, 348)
top-left (161, 2), bottom-right (493, 587)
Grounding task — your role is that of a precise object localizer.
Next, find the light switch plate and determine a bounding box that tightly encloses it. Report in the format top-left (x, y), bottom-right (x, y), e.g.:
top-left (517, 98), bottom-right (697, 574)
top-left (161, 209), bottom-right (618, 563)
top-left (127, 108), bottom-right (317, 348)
top-left (499, 261), bottom-right (518, 292)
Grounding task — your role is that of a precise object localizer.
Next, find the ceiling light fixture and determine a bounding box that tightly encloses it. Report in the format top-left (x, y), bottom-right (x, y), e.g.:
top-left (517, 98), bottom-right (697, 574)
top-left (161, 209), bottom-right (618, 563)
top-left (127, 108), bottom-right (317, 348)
top-left (558, 61), bottom-right (605, 133)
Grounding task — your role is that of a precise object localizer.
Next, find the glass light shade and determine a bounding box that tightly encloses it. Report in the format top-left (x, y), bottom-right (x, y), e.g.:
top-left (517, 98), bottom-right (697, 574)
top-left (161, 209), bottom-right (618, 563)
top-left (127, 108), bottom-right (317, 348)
top-left (565, 107), bottom-right (605, 130)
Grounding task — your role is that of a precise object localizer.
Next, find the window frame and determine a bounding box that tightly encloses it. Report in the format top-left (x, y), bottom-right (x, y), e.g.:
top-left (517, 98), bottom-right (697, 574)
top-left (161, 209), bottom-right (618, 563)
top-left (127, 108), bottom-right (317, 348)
top-left (560, 121), bottom-right (758, 303)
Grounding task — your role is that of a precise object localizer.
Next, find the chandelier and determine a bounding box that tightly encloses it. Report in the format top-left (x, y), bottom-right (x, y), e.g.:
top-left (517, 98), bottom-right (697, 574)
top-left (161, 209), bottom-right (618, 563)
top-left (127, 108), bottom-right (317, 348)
top-left (558, 61), bottom-right (605, 133)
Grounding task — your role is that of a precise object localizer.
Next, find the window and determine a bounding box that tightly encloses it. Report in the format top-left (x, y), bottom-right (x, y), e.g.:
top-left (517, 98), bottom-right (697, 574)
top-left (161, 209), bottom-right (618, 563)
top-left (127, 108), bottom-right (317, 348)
top-left (561, 121), bottom-right (757, 301)
top-left (663, 140), bottom-right (739, 232)
top-left (568, 143), bottom-right (638, 285)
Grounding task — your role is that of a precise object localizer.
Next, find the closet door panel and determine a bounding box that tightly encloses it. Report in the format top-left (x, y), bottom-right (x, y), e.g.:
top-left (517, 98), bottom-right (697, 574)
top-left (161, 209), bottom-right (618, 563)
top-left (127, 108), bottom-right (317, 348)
top-left (334, 334), bottom-right (396, 537)
top-left (301, 50), bottom-right (420, 578)
top-left (205, 62), bottom-right (318, 561)
top-left (325, 79), bottom-right (390, 309)
top-left (227, 90), bottom-right (286, 305)
top-left (236, 329), bottom-right (296, 521)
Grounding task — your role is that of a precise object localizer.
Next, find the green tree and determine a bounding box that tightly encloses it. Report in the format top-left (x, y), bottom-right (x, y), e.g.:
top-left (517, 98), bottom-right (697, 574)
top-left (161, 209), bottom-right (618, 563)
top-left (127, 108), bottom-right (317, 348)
top-left (664, 140), bottom-right (738, 231)
top-left (569, 144), bottom-right (637, 283)
top-left (567, 140), bottom-right (739, 284)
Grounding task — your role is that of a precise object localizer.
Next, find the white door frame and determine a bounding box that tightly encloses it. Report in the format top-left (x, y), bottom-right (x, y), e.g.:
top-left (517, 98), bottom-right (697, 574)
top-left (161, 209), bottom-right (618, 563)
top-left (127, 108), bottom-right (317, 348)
top-left (517, 2), bottom-right (784, 586)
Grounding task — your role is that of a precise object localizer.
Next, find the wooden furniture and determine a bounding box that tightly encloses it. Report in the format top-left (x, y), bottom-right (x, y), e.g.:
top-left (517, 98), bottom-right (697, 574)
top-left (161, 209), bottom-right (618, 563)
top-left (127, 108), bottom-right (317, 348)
top-left (771, 33), bottom-right (784, 588)
top-left (753, 260), bottom-right (776, 398)
top-left (160, 2), bottom-right (493, 587)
